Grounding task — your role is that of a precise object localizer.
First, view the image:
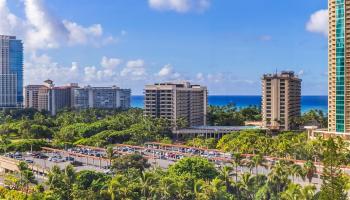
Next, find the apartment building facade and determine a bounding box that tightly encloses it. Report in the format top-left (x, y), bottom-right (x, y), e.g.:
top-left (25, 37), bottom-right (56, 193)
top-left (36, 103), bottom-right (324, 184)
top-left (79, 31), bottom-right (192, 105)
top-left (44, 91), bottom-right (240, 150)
top-left (328, 0), bottom-right (350, 132)
top-left (73, 86), bottom-right (131, 109)
top-left (24, 80), bottom-right (78, 115)
top-left (262, 71), bottom-right (302, 131)
top-left (144, 82), bottom-right (208, 129)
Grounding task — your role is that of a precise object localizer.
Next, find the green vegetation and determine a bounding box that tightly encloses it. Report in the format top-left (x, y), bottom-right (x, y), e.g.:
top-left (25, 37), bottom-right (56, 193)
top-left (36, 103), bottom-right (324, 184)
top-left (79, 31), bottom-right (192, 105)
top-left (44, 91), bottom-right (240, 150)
top-left (0, 107), bottom-right (343, 200)
top-left (0, 108), bottom-right (172, 152)
top-left (1, 138), bottom-right (349, 200)
top-left (207, 104), bottom-right (261, 126)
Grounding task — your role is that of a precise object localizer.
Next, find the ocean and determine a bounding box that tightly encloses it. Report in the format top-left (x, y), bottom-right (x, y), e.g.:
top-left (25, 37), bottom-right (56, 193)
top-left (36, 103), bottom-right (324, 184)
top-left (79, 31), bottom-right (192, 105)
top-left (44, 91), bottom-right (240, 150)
top-left (131, 95), bottom-right (328, 113)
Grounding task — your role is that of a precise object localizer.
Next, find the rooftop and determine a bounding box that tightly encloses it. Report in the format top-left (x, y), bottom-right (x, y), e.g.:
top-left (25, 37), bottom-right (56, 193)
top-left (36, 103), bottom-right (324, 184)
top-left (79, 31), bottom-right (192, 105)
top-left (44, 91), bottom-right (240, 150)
top-left (182, 125), bottom-right (261, 131)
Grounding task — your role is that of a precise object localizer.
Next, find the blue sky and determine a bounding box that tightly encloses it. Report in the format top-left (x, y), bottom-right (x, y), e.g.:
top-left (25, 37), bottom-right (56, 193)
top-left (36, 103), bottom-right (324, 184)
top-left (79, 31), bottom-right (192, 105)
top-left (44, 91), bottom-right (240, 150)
top-left (1, 0), bottom-right (328, 95)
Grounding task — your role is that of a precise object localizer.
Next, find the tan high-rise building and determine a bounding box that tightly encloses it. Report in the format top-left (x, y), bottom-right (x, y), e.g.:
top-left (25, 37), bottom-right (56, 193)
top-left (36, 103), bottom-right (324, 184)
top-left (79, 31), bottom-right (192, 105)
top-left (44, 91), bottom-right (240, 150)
top-left (328, 0), bottom-right (350, 132)
top-left (24, 85), bottom-right (45, 109)
top-left (24, 80), bottom-right (78, 115)
top-left (262, 71), bottom-right (301, 131)
top-left (144, 82), bottom-right (207, 129)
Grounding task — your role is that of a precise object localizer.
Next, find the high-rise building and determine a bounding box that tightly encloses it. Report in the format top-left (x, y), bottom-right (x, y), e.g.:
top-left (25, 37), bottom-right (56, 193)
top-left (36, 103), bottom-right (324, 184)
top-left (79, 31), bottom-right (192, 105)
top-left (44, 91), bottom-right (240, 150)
top-left (144, 82), bottom-right (207, 128)
top-left (49, 83), bottom-right (78, 115)
top-left (24, 85), bottom-right (45, 109)
top-left (73, 86), bottom-right (131, 109)
top-left (328, 0), bottom-right (350, 132)
top-left (262, 71), bottom-right (302, 131)
top-left (0, 35), bottom-right (23, 108)
top-left (24, 80), bottom-right (78, 115)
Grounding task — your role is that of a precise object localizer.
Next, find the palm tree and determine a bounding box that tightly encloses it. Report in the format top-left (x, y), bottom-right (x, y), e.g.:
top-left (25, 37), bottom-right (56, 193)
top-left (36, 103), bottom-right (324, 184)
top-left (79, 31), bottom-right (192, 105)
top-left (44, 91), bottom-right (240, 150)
top-left (206, 178), bottom-right (229, 200)
top-left (108, 175), bottom-right (129, 200)
top-left (280, 183), bottom-right (303, 200)
top-left (106, 146), bottom-right (115, 166)
top-left (18, 162), bottom-right (37, 198)
top-left (268, 160), bottom-right (290, 195)
top-left (301, 185), bottom-right (316, 200)
top-left (303, 161), bottom-right (316, 183)
top-left (238, 173), bottom-right (255, 200)
top-left (243, 158), bottom-right (255, 174)
top-left (64, 165), bottom-right (76, 199)
top-left (157, 177), bottom-right (176, 200)
top-left (194, 180), bottom-right (206, 200)
top-left (231, 152), bottom-right (244, 199)
top-left (139, 171), bottom-right (157, 199)
top-left (290, 164), bottom-right (305, 183)
top-left (231, 153), bottom-right (243, 183)
top-left (251, 154), bottom-right (267, 175)
top-left (175, 181), bottom-right (191, 200)
top-left (218, 165), bottom-right (233, 192)
top-left (194, 178), bottom-right (229, 200)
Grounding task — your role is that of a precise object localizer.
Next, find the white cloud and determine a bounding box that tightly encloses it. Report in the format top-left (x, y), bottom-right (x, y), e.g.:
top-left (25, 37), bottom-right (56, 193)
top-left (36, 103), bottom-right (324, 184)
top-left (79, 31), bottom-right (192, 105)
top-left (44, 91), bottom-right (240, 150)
top-left (25, 53), bottom-right (264, 95)
top-left (196, 72), bottom-right (204, 81)
top-left (148, 0), bottom-right (210, 13)
top-left (24, 53), bottom-right (80, 84)
top-left (298, 70), bottom-right (304, 76)
top-left (63, 21), bottom-right (103, 45)
top-left (157, 64), bottom-right (173, 77)
top-left (156, 64), bottom-right (182, 80)
top-left (24, 0), bottom-right (69, 49)
top-left (306, 9), bottom-right (328, 36)
top-left (0, 0), bottom-right (25, 36)
top-left (101, 56), bottom-right (122, 69)
top-left (121, 59), bottom-right (147, 78)
top-left (0, 0), bottom-right (118, 50)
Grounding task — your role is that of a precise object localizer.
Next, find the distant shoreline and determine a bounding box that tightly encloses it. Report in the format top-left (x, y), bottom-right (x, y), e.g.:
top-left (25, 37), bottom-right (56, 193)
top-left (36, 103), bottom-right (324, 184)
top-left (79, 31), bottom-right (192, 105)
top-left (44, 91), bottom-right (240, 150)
top-left (131, 95), bottom-right (328, 113)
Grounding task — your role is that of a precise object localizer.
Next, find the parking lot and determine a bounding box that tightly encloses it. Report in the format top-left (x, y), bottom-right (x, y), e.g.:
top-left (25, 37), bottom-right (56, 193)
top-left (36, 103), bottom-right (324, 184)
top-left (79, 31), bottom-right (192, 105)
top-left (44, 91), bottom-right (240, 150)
top-left (4, 148), bottom-right (110, 175)
top-left (1, 142), bottom-right (334, 187)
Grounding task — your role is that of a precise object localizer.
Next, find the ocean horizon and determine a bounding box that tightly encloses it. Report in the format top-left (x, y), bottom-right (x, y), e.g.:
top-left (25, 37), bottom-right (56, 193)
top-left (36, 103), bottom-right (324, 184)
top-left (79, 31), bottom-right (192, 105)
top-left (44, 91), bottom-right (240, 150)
top-left (131, 95), bottom-right (328, 114)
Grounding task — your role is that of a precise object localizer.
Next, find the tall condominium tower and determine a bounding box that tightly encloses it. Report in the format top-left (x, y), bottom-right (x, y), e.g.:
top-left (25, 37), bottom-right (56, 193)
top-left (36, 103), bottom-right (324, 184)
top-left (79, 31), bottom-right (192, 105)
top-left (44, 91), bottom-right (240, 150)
top-left (144, 82), bottom-right (207, 129)
top-left (262, 71), bottom-right (302, 131)
top-left (0, 35), bottom-right (23, 108)
top-left (328, 0), bottom-right (350, 132)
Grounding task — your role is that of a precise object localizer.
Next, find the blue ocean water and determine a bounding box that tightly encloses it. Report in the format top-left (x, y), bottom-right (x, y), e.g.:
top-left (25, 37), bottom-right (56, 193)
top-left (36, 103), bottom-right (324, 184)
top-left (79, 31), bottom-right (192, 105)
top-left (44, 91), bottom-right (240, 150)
top-left (131, 95), bottom-right (328, 113)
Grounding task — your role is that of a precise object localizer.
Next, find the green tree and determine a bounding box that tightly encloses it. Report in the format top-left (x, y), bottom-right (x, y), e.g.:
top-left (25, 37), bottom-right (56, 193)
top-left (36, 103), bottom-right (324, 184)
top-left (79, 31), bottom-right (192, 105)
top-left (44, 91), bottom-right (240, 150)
top-left (0, 134), bottom-right (11, 154)
top-left (303, 161), bottom-right (316, 183)
top-left (290, 164), bottom-right (305, 183)
top-left (218, 166), bottom-right (233, 193)
top-left (112, 153), bottom-right (150, 173)
top-left (319, 137), bottom-right (348, 200)
top-left (17, 162), bottom-right (37, 198)
top-left (46, 165), bottom-right (76, 200)
top-left (168, 157), bottom-right (218, 180)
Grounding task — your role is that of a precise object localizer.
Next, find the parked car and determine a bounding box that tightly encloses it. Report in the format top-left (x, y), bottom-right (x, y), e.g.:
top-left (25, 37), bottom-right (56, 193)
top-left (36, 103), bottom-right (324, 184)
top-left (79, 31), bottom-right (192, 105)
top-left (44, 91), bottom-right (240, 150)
top-left (65, 156), bottom-right (75, 161)
top-left (33, 153), bottom-right (48, 159)
top-left (14, 152), bottom-right (22, 157)
top-left (71, 161), bottom-right (83, 166)
top-left (25, 160), bottom-right (34, 164)
top-left (5, 153), bottom-right (14, 158)
top-left (48, 155), bottom-right (62, 162)
top-left (15, 156), bottom-right (24, 160)
top-left (52, 158), bottom-right (65, 163)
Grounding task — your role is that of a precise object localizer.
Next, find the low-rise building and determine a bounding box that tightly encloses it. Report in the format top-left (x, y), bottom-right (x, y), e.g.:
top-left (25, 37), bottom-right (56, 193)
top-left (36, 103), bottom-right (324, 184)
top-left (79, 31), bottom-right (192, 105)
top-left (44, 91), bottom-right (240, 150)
top-left (173, 126), bottom-right (262, 139)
